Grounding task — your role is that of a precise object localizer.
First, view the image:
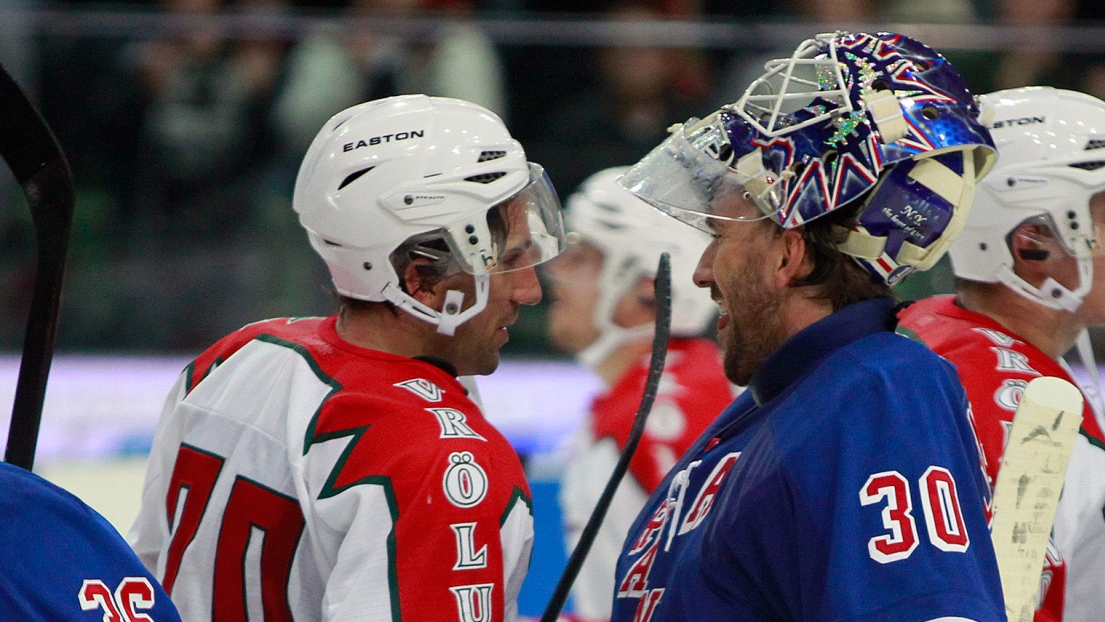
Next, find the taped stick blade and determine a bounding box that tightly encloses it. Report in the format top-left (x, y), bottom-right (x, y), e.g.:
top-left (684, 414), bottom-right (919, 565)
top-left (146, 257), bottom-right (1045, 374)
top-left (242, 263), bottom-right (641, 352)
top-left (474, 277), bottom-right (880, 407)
top-left (990, 376), bottom-right (1083, 622)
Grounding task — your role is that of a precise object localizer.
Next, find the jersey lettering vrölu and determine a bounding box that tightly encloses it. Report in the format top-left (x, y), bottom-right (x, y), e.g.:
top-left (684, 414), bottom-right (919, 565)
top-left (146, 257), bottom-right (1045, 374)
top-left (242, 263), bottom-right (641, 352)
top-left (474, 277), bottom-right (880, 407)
top-left (610, 298), bottom-right (1005, 622)
top-left (898, 295), bottom-right (1105, 622)
top-left (128, 316), bottom-right (533, 621)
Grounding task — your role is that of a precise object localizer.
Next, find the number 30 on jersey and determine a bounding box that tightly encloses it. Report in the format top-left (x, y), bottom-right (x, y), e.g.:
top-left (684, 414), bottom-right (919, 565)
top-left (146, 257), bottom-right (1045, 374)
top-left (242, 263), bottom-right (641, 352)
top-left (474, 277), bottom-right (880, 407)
top-left (860, 466), bottom-right (969, 563)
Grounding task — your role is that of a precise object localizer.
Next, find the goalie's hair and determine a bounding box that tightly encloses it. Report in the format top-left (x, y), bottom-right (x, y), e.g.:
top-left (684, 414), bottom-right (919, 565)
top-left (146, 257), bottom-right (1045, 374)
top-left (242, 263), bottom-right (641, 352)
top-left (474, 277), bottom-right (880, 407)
top-left (794, 205), bottom-right (894, 311)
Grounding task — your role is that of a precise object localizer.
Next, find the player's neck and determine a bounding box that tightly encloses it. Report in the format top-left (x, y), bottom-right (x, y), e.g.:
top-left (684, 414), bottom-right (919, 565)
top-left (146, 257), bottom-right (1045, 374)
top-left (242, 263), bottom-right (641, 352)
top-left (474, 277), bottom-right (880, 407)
top-left (958, 287), bottom-right (1081, 359)
top-left (784, 287), bottom-right (835, 340)
top-left (335, 307), bottom-right (438, 359)
top-left (596, 339), bottom-right (654, 388)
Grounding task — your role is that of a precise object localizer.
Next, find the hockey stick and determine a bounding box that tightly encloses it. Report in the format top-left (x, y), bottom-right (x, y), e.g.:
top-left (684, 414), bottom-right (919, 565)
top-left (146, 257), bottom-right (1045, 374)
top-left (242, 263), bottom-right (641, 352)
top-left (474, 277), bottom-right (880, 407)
top-left (0, 64), bottom-right (75, 471)
top-left (540, 252), bottom-right (673, 622)
top-left (989, 376), bottom-right (1084, 622)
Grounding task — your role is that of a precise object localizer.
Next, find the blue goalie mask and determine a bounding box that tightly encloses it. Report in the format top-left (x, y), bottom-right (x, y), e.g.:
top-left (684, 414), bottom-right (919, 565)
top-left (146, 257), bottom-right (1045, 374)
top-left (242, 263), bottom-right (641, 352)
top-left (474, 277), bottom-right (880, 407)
top-left (620, 31), bottom-right (997, 285)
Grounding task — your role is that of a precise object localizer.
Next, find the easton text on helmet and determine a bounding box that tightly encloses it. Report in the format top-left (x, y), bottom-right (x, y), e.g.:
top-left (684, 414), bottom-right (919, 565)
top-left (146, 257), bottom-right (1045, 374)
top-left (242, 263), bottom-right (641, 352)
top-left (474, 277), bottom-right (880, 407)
top-left (991, 117), bottom-right (1045, 130)
top-left (343, 130), bottom-right (426, 152)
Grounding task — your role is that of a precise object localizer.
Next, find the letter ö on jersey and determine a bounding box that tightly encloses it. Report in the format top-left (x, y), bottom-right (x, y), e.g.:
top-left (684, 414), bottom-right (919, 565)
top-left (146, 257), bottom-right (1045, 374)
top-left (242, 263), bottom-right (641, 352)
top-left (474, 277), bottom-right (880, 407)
top-left (443, 453), bottom-right (489, 508)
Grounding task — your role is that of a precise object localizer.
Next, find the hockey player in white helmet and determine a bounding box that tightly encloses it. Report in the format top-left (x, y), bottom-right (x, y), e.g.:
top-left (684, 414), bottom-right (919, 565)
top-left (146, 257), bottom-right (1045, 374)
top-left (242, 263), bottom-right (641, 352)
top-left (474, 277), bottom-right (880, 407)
top-left (899, 86), bottom-right (1105, 622)
top-left (548, 167), bottom-right (733, 622)
top-left (128, 95), bottom-right (568, 621)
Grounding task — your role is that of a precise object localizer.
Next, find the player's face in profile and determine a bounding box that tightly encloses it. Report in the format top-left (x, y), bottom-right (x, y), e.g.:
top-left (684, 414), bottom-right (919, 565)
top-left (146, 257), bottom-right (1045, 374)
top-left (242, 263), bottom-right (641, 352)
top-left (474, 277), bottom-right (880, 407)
top-left (545, 241), bottom-right (603, 353)
top-left (433, 200), bottom-right (544, 376)
top-left (695, 194), bottom-right (788, 386)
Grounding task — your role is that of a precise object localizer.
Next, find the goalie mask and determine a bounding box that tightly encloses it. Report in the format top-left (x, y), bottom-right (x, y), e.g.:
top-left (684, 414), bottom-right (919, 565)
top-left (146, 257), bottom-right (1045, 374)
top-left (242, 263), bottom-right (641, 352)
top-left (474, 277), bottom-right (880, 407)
top-left (294, 95), bottom-right (568, 336)
top-left (620, 31), bottom-right (996, 285)
top-left (563, 166), bottom-right (716, 369)
top-left (950, 86), bottom-right (1105, 312)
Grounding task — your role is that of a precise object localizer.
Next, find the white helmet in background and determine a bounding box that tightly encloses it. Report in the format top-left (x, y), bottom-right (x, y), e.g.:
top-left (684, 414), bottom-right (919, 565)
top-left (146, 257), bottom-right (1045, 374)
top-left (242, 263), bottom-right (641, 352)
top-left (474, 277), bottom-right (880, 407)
top-left (950, 86), bottom-right (1105, 311)
top-left (294, 94), bottom-right (567, 335)
top-left (566, 166), bottom-right (716, 368)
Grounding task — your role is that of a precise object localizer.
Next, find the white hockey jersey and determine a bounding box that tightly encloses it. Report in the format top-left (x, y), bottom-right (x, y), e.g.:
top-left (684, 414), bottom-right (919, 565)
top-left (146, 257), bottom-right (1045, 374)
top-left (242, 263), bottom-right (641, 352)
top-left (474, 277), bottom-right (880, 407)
top-left (129, 316), bottom-right (534, 621)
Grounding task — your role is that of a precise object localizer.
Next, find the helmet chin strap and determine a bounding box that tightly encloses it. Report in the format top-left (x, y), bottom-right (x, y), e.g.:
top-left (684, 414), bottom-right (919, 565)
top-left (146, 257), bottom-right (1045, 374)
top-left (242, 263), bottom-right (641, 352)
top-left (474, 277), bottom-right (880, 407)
top-left (381, 273), bottom-right (490, 337)
top-left (997, 257), bottom-right (1104, 425)
top-left (996, 258), bottom-right (1092, 312)
top-left (577, 261), bottom-right (655, 372)
top-left (576, 323), bottom-right (654, 373)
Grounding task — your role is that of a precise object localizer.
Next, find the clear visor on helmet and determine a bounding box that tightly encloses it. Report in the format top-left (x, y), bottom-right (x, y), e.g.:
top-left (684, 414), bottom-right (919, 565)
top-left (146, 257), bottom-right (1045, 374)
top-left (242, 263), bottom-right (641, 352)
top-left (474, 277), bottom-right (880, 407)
top-left (447, 162), bottom-right (568, 274)
top-left (618, 117), bottom-right (773, 233)
top-left (1012, 214), bottom-right (1105, 259)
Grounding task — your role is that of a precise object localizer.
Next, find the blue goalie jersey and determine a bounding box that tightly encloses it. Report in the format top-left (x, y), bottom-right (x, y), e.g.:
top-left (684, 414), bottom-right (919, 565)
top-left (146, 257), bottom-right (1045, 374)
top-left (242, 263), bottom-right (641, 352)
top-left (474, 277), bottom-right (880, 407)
top-left (610, 298), bottom-right (1005, 622)
top-left (0, 461), bottom-right (181, 621)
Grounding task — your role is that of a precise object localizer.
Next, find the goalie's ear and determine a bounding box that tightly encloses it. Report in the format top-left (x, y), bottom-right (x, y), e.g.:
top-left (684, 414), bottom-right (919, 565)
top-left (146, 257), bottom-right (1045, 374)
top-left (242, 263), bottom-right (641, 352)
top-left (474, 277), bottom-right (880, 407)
top-left (776, 228), bottom-right (814, 288)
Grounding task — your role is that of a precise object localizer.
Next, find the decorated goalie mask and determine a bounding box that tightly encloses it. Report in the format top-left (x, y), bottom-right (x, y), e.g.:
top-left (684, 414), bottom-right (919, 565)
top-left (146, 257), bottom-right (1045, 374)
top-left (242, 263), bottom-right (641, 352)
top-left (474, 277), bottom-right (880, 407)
top-left (620, 31), bottom-right (997, 285)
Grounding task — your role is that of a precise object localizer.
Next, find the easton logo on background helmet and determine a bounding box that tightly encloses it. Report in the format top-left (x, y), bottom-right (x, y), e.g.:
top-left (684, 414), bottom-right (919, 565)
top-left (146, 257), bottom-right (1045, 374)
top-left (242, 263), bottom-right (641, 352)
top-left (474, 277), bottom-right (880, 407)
top-left (951, 86), bottom-right (1105, 312)
top-left (620, 31), bottom-right (996, 285)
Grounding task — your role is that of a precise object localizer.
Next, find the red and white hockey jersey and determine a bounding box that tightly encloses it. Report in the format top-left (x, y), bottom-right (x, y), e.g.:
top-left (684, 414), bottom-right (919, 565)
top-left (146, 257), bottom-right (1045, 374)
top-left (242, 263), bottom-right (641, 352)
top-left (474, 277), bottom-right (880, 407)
top-left (559, 338), bottom-right (733, 621)
top-left (899, 296), bottom-right (1105, 622)
top-left (129, 316), bottom-right (534, 621)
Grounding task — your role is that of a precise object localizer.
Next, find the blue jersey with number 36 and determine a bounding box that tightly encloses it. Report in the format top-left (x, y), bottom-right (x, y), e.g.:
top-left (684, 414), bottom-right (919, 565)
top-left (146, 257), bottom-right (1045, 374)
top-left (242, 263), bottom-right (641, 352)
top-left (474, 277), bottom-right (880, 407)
top-left (0, 461), bottom-right (181, 621)
top-left (610, 298), bottom-right (1005, 622)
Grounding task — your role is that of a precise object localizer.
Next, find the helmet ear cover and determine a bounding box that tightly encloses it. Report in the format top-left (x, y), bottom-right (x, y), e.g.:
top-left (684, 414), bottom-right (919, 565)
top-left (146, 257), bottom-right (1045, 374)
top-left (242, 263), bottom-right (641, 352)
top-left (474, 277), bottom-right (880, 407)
top-left (389, 234), bottom-right (462, 296)
top-left (1018, 248), bottom-right (1051, 261)
top-left (1009, 218), bottom-right (1060, 263)
top-left (837, 148), bottom-right (980, 284)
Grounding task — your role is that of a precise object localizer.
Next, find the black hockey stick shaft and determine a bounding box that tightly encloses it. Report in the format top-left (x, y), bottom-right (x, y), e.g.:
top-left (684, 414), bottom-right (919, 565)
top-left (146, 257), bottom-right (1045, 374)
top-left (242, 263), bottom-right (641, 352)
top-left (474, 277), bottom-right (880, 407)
top-left (540, 252), bottom-right (672, 622)
top-left (0, 64), bottom-right (75, 471)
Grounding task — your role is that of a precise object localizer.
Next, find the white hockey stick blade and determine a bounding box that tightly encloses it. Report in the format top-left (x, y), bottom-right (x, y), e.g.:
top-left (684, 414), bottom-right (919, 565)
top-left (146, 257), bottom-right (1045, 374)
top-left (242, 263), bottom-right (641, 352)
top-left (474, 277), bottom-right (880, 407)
top-left (990, 376), bottom-right (1084, 622)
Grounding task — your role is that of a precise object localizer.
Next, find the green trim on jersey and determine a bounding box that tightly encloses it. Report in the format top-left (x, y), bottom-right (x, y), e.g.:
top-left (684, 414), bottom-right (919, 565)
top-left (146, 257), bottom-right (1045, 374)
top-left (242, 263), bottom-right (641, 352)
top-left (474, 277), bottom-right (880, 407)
top-left (500, 486), bottom-right (533, 528)
top-left (894, 324), bottom-right (926, 346)
top-left (185, 356), bottom-right (225, 393)
top-left (183, 360), bottom-right (197, 392)
top-left (251, 333), bottom-right (402, 621)
top-left (1083, 426), bottom-right (1105, 452)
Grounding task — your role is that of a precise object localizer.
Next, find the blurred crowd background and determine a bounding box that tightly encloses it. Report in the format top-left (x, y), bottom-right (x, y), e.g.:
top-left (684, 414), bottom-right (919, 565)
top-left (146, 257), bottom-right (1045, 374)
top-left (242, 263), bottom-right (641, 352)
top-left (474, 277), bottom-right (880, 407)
top-left (2, 0), bottom-right (1105, 356)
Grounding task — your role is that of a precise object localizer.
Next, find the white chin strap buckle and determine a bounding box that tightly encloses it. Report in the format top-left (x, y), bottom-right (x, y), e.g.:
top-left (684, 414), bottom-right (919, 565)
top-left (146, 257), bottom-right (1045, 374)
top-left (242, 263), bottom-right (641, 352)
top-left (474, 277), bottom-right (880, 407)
top-left (1040, 277), bottom-right (1085, 313)
top-left (381, 275), bottom-right (489, 337)
top-left (436, 289), bottom-right (467, 336)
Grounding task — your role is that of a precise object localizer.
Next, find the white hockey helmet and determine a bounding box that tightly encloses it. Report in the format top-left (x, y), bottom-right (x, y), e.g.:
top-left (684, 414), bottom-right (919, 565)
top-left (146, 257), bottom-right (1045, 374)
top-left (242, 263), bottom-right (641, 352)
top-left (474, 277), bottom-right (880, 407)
top-left (566, 167), bottom-right (716, 344)
top-left (294, 94), bottom-right (567, 335)
top-left (950, 86), bottom-right (1105, 311)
